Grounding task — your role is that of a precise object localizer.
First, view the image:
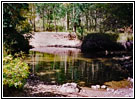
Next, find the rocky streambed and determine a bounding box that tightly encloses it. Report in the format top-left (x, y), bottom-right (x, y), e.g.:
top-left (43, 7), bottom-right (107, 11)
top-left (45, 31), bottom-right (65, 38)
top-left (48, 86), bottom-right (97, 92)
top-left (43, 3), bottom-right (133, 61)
top-left (23, 73), bottom-right (133, 97)
top-left (3, 73), bottom-right (133, 97)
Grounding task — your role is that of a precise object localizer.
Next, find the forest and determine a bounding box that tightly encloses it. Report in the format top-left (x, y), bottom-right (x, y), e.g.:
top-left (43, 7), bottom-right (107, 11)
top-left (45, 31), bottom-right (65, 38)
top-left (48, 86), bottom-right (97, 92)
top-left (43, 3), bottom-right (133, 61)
top-left (3, 3), bottom-right (133, 97)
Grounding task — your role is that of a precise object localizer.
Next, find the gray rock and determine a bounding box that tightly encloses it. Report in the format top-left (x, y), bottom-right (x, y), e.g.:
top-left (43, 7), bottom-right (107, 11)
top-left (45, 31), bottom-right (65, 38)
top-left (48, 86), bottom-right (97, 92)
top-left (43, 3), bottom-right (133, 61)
top-left (59, 83), bottom-right (80, 93)
top-left (107, 88), bottom-right (114, 92)
top-left (91, 85), bottom-right (100, 89)
top-left (96, 85), bottom-right (100, 89)
top-left (128, 77), bottom-right (133, 83)
top-left (91, 85), bottom-right (97, 89)
top-left (101, 85), bottom-right (107, 89)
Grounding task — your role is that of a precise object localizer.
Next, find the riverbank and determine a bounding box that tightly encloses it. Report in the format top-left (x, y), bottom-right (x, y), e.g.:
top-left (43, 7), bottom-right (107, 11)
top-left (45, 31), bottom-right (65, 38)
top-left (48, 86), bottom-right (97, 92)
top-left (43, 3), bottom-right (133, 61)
top-left (23, 75), bottom-right (133, 97)
top-left (29, 32), bottom-right (82, 48)
top-left (3, 74), bottom-right (133, 97)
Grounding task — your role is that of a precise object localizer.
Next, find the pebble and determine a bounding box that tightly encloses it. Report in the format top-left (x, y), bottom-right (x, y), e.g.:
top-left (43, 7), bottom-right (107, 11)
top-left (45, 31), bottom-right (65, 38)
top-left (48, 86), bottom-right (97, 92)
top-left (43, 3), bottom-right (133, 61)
top-left (128, 77), bottom-right (133, 83)
top-left (91, 85), bottom-right (100, 89)
top-left (91, 85), bottom-right (97, 89)
top-left (113, 90), bottom-right (121, 94)
top-left (96, 85), bottom-right (100, 89)
top-left (101, 85), bottom-right (107, 89)
top-left (106, 88), bottom-right (114, 92)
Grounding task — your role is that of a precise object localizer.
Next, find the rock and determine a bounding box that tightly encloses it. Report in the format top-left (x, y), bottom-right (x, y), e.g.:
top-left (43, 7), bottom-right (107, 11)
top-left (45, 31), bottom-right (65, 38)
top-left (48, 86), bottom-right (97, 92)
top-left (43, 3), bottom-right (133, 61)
top-left (59, 83), bottom-right (81, 93)
top-left (96, 85), bottom-right (100, 89)
top-left (101, 85), bottom-right (107, 89)
top-left (106, 88), bottom-right (114, 92)
top-left (91, 85), bottom-right (97, 89)
top-left (91, 85), bottom-right (100, 89)
top-left (113, 90), bottom-right (122, 94)
top-left (128, 77), bottom-right (133, 83)
top-left (24, 82), bottom-right (29, 88)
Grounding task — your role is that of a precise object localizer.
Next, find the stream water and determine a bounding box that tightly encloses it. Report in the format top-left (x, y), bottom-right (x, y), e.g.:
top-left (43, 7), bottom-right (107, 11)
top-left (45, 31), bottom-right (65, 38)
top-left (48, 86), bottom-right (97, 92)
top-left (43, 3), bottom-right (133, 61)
top-left (26, 47), bottom-right (130, 87)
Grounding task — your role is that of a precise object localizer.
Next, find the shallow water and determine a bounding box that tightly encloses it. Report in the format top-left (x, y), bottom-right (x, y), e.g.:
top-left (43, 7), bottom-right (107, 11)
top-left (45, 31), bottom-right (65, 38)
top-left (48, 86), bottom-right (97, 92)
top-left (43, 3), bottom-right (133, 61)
top-left (26, 47), bottom-right (130, 87)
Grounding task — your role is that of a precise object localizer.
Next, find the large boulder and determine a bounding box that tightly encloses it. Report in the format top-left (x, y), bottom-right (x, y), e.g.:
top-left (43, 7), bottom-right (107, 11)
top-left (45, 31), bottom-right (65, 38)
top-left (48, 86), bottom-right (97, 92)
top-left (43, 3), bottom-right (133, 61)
top-left (81, 33), bottom-right (124, 53)
top-left (59, 83), bottom-right (81, 93)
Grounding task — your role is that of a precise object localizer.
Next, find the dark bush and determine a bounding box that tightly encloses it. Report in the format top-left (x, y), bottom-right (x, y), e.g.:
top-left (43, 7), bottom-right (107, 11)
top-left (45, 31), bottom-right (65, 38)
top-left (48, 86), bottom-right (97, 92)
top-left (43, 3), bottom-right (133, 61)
top-left (81, 33), bottom-right (124, 53)
top-left (3, 3), bottom-right (32, 55)
top-left (3, 27), bottom-right (32, 55)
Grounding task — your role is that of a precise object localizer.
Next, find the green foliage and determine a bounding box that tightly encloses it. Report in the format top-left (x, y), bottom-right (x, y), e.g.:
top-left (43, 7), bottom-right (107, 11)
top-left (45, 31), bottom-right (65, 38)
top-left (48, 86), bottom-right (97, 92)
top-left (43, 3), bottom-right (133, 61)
top-left (29, 3), bottom-right (133, 35)
top-left (95, 3), bottom-right (133, 31)
top-left (45, 24), bottom-right (65, 32)
top-left (56, 25), bottom-right (65, 32)
top-left (3, 3), bottom-right (32, 55)
top-left (3, 55), bottom-right (30, 88)
top-left (77, 26), bottom-right (84, 40)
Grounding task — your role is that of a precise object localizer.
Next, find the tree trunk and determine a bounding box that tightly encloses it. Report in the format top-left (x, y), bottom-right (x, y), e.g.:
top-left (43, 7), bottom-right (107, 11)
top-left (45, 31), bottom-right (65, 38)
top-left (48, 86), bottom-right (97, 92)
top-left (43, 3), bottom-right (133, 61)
top-left (74, 24), bottom-right (76, 33)
top-left (54, 14), bottom-right (57, 32)
top-left (53, 5), bottom-right (57, 32)
top-left (32, 4), bottom-right (36, 32)
top-left (94, 10), bottom-right (97, 32)
top-left (43, 9), bottom-right (45, 31)
top-left (73, 4), bottom-right (75, 32)
top-left (66, 11), bottom-right (69, 31)
top-left (86, 14), bottom-right (89, 31)
top-left (34, 17), bottom-right (36, 32)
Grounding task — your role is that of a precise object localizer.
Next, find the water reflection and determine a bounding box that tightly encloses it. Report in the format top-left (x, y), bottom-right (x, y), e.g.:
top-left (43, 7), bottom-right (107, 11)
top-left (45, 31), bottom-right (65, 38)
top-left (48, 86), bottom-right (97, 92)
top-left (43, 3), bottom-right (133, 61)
top-left (27, 50), bottom-right (129, 86)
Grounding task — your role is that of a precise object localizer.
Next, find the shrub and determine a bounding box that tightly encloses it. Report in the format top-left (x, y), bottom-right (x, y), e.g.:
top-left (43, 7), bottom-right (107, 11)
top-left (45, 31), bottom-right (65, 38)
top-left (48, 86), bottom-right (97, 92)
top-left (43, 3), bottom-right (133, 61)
top-left (81, 33), bottom-right (124, 53)
top-left (4, 27), bottom-right (32, 55)
top-left (3, 55), bottom-right (30, 88)
top-left (3, 3), bottom-right (32, 55)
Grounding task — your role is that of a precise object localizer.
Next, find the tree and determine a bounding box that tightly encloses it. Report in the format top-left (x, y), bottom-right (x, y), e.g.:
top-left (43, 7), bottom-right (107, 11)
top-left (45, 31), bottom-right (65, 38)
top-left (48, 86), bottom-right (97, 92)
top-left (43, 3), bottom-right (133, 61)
top-left (95, 3), bottom-right (133, 31)
top-left (3, 3), bottom-right (32, 54)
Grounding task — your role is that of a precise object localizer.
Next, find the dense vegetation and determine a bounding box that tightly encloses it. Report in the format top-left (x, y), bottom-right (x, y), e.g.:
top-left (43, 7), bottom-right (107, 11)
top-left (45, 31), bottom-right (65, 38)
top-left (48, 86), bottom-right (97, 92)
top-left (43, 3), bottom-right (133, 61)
top-left (3, 3), bottom-right (32, 54)
top-left (29, 3), bottom-right (133, 34)
top-left (3, 54), bottom-right (29, 88)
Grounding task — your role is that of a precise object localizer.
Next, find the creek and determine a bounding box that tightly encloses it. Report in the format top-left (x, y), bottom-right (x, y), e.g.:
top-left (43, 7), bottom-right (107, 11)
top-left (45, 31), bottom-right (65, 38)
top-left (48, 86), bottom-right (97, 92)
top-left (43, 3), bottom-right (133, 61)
top-left (25, 47), bottom-right (131, 87)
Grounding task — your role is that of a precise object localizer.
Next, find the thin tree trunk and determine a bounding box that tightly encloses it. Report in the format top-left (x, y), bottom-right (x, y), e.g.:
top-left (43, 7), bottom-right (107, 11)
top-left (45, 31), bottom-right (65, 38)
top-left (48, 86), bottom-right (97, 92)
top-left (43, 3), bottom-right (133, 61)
top-left (43, 8), bottom-right (45, 31)
top-left (94, 10), bottom-right (97, 32)
top-left (32, 4), bottom-right (36, 32)
top-left (73, 4), bottom-right (75, 32)
top-left (55, 18), bottom-right (57, 32)
top-left (66, 11), bottom-right (69, 31)
top-left (48, 10), bottom-right (51, 31)
top-left (34, 18), bottom-right (36, 32)
top-left (53, 5), bottom-right (57, 32)
top-left (86, 14), bottom-right (89, 31)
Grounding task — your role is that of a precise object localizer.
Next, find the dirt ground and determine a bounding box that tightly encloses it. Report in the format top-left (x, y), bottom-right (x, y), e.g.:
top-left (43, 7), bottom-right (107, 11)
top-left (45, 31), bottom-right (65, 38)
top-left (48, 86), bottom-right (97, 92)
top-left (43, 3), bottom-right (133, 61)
top-left (29, 32), bottom-right (82, 48)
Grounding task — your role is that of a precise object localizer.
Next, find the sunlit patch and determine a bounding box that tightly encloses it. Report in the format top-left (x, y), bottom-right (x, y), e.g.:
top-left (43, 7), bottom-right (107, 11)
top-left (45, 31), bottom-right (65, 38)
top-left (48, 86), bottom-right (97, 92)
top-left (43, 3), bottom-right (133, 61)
top-left (104, 79), bottom-right (132, 89)
top-left (37, 71), bottom-right (55, 76)
top-left (78, 81), bottom-right (86, 86)
top-left (55, 69), bottom-right (61, 73)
